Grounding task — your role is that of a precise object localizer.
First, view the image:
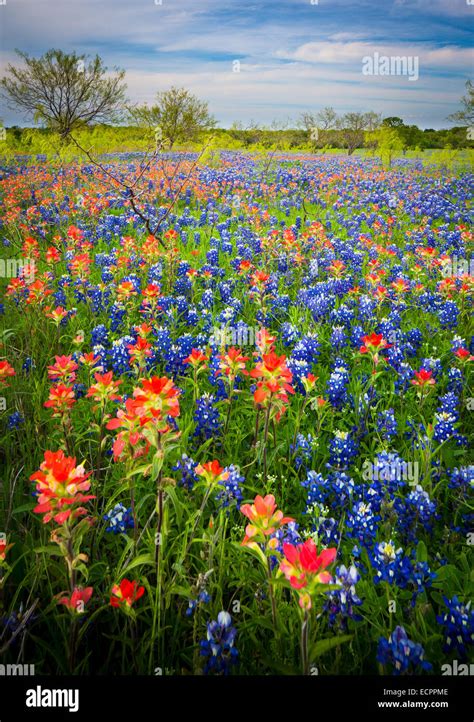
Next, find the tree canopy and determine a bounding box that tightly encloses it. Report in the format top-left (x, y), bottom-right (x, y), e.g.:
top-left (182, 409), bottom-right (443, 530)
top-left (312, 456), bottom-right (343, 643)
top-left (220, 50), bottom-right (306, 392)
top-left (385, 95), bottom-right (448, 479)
top-left (1, 49), bottom-right (127, 139)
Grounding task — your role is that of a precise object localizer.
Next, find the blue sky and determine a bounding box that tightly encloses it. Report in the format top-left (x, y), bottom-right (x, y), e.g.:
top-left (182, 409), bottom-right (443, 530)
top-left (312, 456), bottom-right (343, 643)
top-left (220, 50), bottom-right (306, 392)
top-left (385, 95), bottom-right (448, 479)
top-left (0, 0), bottom-right (473, 128)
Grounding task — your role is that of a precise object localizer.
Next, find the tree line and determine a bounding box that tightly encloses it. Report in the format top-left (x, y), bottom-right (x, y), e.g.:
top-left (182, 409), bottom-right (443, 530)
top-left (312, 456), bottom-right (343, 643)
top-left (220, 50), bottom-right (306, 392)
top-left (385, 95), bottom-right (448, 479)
top-left (1, 49), bottom-right (473, 154)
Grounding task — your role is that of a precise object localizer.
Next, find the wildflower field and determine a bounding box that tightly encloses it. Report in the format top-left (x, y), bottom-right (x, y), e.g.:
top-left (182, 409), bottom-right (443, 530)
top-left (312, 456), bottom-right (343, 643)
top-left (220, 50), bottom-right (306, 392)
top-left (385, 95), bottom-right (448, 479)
top-left (0, 152), bottom-right (473, 677)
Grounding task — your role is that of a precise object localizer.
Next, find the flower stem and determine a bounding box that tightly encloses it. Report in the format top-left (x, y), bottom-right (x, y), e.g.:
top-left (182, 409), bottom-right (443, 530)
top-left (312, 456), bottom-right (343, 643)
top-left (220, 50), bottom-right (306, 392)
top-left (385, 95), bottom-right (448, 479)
top-left (300, 610), bottom-right (310, 676)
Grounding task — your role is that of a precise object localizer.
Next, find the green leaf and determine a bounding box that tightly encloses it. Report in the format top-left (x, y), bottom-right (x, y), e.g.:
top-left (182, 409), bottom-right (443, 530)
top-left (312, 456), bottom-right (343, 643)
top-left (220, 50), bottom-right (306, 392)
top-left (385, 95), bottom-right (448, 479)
top-left (310, 634), bottom-right (353, 659)
top-left (416, 540), bottom-right (428, 563)
top-left (33, 545), bottom-right (62, 557)
top-left (260, 656), bottom-right (297, 674)
top-left (12, 502), bottom-right (36, 514)
top-left (122, 553), bottom-right (156, 573)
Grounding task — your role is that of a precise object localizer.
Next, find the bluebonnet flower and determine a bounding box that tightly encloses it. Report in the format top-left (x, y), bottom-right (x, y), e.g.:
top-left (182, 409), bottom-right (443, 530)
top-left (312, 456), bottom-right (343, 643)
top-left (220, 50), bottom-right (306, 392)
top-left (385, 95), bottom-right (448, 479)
top-left (302, 471), bottom-right (329, 509)
top-left (395, 486), bottom-right (437, 542)
top-left (450, 335), bottom-right (466, 353)
top-left (394, 361), bottom-right (414, 392)
top-left (328, 470), bottom-right (356, 509)
top-left (363, 451), bottom-right (410, 493)
top-left (438, 300), bottom-right (459, 329)
top-left (447, 466), bottom-right (474, 491)
top-left (91, 324), bottom-right (109, 347)
top-left (1, 605), bottom-right (37, 638)
top-left (215, 464), bottom-right (244, 510)
top-left (103, 503), bottom-right (134, 534)
top-left (92, 344), bottom-right (108, 370)
top-left (200, 288), bottom-right (214, 309)
top-left (437, 596), bottom-right (474, 659)
top-left (437, 391), bottom-right (459, 414)
top-left (447, 367), bottom-right (463, 394)
top-left (331, 303), bottom-right (355, 326)
top-left (371, 540), bottom-right (406, 585)
top-left (206, 248), bottom-right (219, 265)
top-left (377, 626), bottom-right (432, 674)
top-left (165, 334), bottom-right (197, 377)
top-left (291, 333), bottom-right (320, 364)
top-left (286, 358), bottom-right (312, 392)
top-left (326, 365), bottom-right (350, 409)
top-left (194, 393), bottom-right (221, 440)
top-left (406, 327), bottom-right (423, 351)
top-left (22, 357), bottom-right (35, 373)
top-left (7, 411), bottom-right (24, 429)
top-left (420, 357), bottom-right (443, 380)
top-left (433, 411), bottom-right (458, 444)
top-left (330, 325), bottom-right (347, 349)
top-left (186, 590), bottom-right (212, 617)
top-left (109, 302), bottom-right (126, 332)
top-left (324, 564), bottom-right (363, 628)
top-left (154, 327), bottom-right (173, 360)
top-left (316, 515), bottom-right (340, 546)
top-left (350, 324), bottom-right (365, 348)
top-left (109, 336), bottom-right (133, 375)
top-left (281, 322), bottom-right (300, 346)
top-left (173, 454), bottom-right (199, 490)
top-left (328, 430), bottom-right (359, 469)
top-left (377, 409), bottom-right (398, 440)
top-left (291, 433), bottom-right (315, 470)
top-left (200, 611), bottom-right (238, 674)
top-left (408, 560), bottom-right (436, 606)
top-left (346, 501), bottom-right (380, 546)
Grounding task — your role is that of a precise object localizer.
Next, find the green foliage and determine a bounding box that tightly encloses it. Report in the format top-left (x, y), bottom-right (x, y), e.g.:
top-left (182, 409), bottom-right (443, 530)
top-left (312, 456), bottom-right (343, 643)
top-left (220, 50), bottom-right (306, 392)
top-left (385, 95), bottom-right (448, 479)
top-left (1, 49), bottom-right (126, 139)
top-left (128, 86), bottom-right (216, 149)
top-left (366, 126), bottom-right (405, 167)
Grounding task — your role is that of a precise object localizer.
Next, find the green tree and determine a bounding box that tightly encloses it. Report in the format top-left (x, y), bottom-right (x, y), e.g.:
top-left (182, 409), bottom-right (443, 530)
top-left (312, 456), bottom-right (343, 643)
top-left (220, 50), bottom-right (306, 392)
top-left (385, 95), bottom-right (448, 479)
top-left (367, 126), bottom-right (404, 167)
top-left (1, 49), bottom-right (126, 140)
top-left (129, 87), bottom-right (215, 149)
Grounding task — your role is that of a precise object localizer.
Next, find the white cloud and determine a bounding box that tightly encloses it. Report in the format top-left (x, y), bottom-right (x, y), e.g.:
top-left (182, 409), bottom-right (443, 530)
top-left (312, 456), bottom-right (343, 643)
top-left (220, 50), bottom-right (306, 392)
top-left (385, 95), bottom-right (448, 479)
top-left (276, 41), bottom-right (473, 69)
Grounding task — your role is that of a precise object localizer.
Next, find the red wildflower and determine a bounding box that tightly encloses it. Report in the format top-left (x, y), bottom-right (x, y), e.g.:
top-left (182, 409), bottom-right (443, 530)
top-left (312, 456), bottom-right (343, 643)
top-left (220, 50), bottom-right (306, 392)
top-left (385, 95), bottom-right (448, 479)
top-left (106, 398), bottom-right (150, 460)
top-left (216, 347), bottom-right (249, 381)
top-left (411, 369), bottom-right (436, 387)
top-left (195, 460), bottom-right (229, 486)
top-left (0, 360), bottom-right (15, 387)
top-left (280, 539), bottom-right (337, 610)
top-left (30, 450), bottom-right (94, 525)
top-left (454, 348), bottom-right (474, 363)
top-left (132, 375), bottom-right (181, 426)
top-left (0, 538), bottom-right (13, 562)
top-left (86, 372), bottom-right (122, 405)
top-left (250, 352), bottom-right (294, 416)
top-left (44, 384), bottom-right (76, 416)
top-left (47, 355), bottom-right (79, 384)
top-left (58, 586), bottom-right (93, 613)
top-left (240, 494), bottom-right (294, 547)
top-left (110, 579), bottom-right (145, 609)
top-left (184, 348), bottom-right (208, 368)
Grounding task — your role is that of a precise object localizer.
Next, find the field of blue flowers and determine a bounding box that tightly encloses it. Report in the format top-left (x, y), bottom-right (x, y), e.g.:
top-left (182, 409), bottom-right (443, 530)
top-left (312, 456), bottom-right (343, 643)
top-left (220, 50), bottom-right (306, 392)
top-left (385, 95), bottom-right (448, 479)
top-left (0, 152), bottom-right (472, 675)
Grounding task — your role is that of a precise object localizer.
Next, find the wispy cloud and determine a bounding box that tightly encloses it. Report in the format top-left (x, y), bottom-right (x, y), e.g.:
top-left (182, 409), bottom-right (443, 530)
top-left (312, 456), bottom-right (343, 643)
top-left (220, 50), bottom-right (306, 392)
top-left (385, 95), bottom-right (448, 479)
top-left (0, 0), bottom-right (472, 128)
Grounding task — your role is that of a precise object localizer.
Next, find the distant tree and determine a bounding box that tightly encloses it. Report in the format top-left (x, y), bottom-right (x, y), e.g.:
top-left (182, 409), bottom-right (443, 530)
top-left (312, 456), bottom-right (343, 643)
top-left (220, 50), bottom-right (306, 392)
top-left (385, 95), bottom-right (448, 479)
top-left (0, 49), bottom-right (126, 140)
top-left (300, 107), bottom-right (339, 149)
top-left (383, 116), bottom-right (404, 128)
top-left (316, 107), bottom-right (338, 130)
top-left (364, 111), bottom-right (383, 131)
top-left (129, 87), bottom-right (215, 149)
top-left (337, 112), bottom-right (381, 155)
top-left (448, 80), bottom-right (474, 126)
top-left (300, 107), bottom-right (338, 131)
